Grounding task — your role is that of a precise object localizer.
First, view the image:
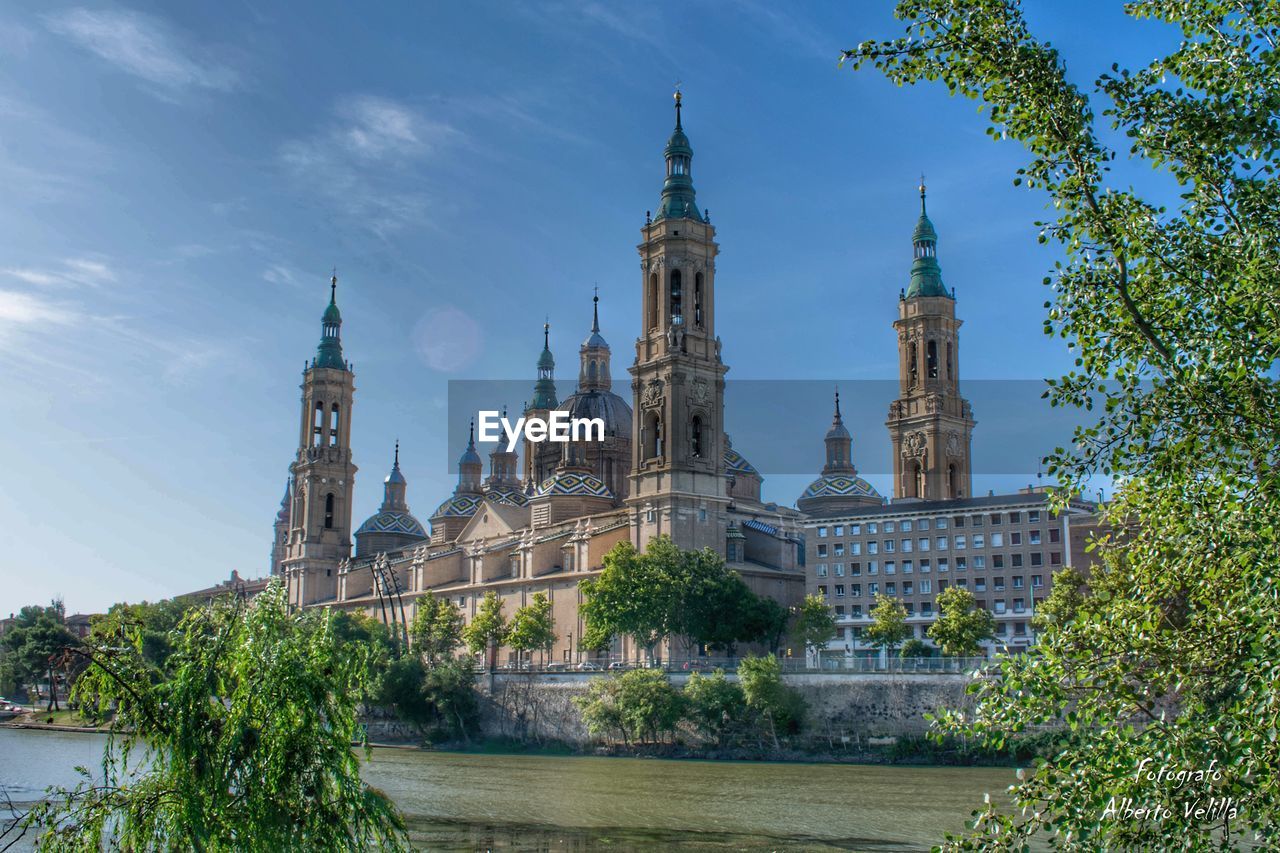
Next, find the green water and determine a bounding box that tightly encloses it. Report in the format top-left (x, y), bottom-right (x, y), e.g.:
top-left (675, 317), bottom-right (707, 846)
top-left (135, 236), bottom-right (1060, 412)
top-left (0, 728), bottom-right (1015, 851)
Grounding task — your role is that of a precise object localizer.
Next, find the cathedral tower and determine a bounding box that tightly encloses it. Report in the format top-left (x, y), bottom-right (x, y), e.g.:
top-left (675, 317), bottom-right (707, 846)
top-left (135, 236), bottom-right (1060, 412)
top-left (283, 275), bottom-right (358, 607)
top-left (523, 324), bottom-right (559, 489)
top-left (886, 185), bottom-right (975, 500)
top-left (628, 91), bottom-right (729, 554)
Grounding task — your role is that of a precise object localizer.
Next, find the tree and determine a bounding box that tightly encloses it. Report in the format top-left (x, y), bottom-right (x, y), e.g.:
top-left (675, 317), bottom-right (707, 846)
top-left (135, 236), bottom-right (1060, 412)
top-left (2, 602), bottom-right (76, 711)
top-left (463, 590), bottom-right (508, 669)
top-left (863, 595), bottom-right (910, 661)
top-left (790, 594), bottom-right (837, 662)
top-left (682, 669), bottom-right (747, 748)
top-left (377, 656), bottom-right (478, 744)
top-left (737, 654), bottom-right (806, 748)
top-left (899, 638), bottom-right (933, 659)
top-left (410, 593), bottom-right (464, 665)
top-left (847, 0), bottom-right (1280, 845)
top-left (88, 598), bottom-right (191, 674)
top-left (742, 595), bottom-right (790, 655)
top-left (1029, 566), bottom-right (1087, 635)
top-left (927, 587), bottom-right (995, 658)
top-left (573, 669), bottom-right (686, 746)
top-left (20, 580), bottom-right (407, 850)
top-left (507, 592), bottom-right (558, 664)
top-left (581, 536), bottom-right (781, 661)
top-left (329, 609), bottom-right (397, 698)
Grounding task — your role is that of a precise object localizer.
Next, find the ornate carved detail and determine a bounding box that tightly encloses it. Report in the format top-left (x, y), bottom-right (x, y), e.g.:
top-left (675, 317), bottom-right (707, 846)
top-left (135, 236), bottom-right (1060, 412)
top-left (961, 400), bottom-right (973, 419)
top-left (946, 431), bottom-right (962, 457)
top-left (643, 255), bottom-right (712, 273)
top-left (690, 378), bottom-right (709, 406)
top-left (925, 394), bottom-right (941, 414)
top-left (903, 431), bottom-right (928, 457)
top-left (642, 380), bottom-right (664, 410)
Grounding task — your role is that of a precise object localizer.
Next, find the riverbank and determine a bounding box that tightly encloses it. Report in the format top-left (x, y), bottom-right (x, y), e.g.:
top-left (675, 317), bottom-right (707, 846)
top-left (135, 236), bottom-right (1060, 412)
top-left (3, 710), bottom-right (110, 733)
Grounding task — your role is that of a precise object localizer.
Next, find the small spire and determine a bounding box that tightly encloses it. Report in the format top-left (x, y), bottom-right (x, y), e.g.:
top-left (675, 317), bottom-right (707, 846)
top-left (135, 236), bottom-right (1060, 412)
top-left (674, 84), bottom-right (683, 129)
top-left (330, 269), bottom-right (338, 304)
top-left (544, 319), bottom-right (550, 350)
top-left (919, 175), bottom-right (927, 216)
top-left (834, 386), bottom-right (842, 421)
top-left (394, 438), bottom-right (400, 467)
top-left (592, 286), bottom-right (600, 333)
top-left (468, 418), bottom-right (475, 447)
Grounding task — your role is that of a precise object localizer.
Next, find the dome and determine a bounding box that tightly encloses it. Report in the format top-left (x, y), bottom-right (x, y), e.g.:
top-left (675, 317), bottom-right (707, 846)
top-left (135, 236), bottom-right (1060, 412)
top-left (356, 510), bottom-right (426, 538)
top-left (485, 486), bottom-right (529, 507)
top-left (432, 493), bottom-right (482, 519)
top-left (322, 301), bottom-right (342, 324)
top-left (557, 389), bottom-right (632, 439)
top-left (385, 465), bottom-right (406, 486)
top-left (724, 444), bottom-right (759, 477)
top-left (458, 443), bottom-right (482, 467)
top-left (912, 212), bottom-right (937, 244)
top-left (536, 471), bottom-right (613, 499)
top-left (801, 474), bottom-right (883, 502)
top-left (583, 329), bottom-right (609, 349)
top-left (825, 419), bottom-right (851, 442)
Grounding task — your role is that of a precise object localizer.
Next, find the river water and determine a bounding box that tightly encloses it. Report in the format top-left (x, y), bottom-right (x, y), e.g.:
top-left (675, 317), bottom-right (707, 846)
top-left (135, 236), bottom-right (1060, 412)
top-left (0, 728), bottom-right (1015, 850)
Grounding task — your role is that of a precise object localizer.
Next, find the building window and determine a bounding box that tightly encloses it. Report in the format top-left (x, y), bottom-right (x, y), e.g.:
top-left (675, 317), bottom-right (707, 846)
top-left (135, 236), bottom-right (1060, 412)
top-left (974, 579), bottom-right (987, 592)
top-left (884, 540), bottom-right (896, 553)
top-left (1009, 511), bottom-right (1021, 523)
top-left (313, 401), bottom-right (324, 447)
top-left (1014, 598), bottom-right (1025, 613)
top-left (690, 416), bottom-right (704, 458)
top-left (868, 522), bottom-right (879, 534)
top-left (953, 516), bottom-right (965, 528)
top-left (868, 541), bottom-right (879, 555)
top-left (817, 544), bottom-right (828, 558)
top-left (1051, 552), bottom-right (1062, 566)
top-left (329, 404), bottom-right (341, 447)
top-left (850, 562), bottom-right (861, 575)
top-left (1030, 530), bottom-right (1042, 545)
top-left (955, 535), bottom-right (966, 550)
top-left (1012, 554), bottom-right (1024, 568)
top-left (851, 606), bottom-right (863, 619)
top-left (1050, 527), bottom-right (1061, 543)
top-left (1012, 576), bottom-right (1024, 589)
top-left (973, 534), bottom-right (985, 548)
top-left (956, 557), bottom-right (967, 571)
top-left (903, 560), bottom-right (914, 573)
top-left (901, 519), bottom-right (913, 532)
top-left (885, 561), bottom-right (896, 575)
top-left (885, 521), bottom-right (896, 533)
top-left (991, 532), bottom-right (1004, 547)
top-left (817, 585), bottom-right (828, 597)
top-left (936, 536), bottom-right (948, 550)
top-left (324, 492), bottom-right (335, 529)
top-left (935, 517), bottom-right (948, 530)
top-left (834, 543), bottom-right (845, 557)
top-left (817, 564), bottom-right (828, 577)
top-left (851, 584), bottom-right (861, 597)
top-left (993, 554), bottom-right (1004, 568)
top-left (694, 272), bottom-right (704, 327)
top-left (648, 274), bottom-right (659, 329)
top-left (868, 583), bottom-right (878, 596)
top-left (644, 412), bottom-right (662, 458)
top-left (850, 542), bottom-right (862, 556)
top-left (920, 579), bottom-right (931, 594)
top-left (920, 559), bottom-right (931, 573)
top-left (993, 576), bottom-right (1005, 591)
top-left (903, 581), bottom-right (914, 595)
top-left (1031, 575), bottom-right (1043, 588)
top-left (867, 561), bottom-right (878, 574)
top-left (670, 269), bottom-right (683, 321)
top-left (927, 340), bottom-right (938, 378)
top-left (990, 513), bottom-right (1002, 525)
top-left (1029, 510), bottom-right (1041, 522)
top-left (886, 583), bottom-right (896, 595)
top-left (835, 585), bottom-right (845, 597)
top-left (901, 539), bottom-right (913, 552)
top-left (835, 605), bottom-right (845, 616)
top-left (818, 526), bottom-right (828, 538)
top-left (973, 555), bottom-right (986, 569)
top-left (938, 559), bottom-right (949, 572)
top-left (851, 524), bottom-right (862, 534)
top-left (918, 537), bottom-right (930, 552)
top-left (994, 600), bottom-right (1007, 614)
top-left (1011, 531), bottom-right (1023, 545)
top-left (1031, 552), bottom-right (1044, 567)
top-left (918, 518), bottom-right (930, 531)
top-left (835, 563), bottom-right (845, 577)
top-left (921, 602), bottom-right (933, 616)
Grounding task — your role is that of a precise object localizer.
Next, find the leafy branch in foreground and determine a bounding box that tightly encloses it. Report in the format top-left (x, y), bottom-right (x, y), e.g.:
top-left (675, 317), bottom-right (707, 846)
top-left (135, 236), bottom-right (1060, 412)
top-left (847, 0), bottom-right (1280, 848)
top-left (20, 581), bottom-right (407, 852)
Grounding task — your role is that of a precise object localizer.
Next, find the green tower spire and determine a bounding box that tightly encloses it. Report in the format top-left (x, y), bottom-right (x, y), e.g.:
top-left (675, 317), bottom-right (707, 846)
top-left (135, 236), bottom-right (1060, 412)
top-left (530, 321), bottom-right (558, 410)
top-left (654, 88), bottom-right (703, 222)
top-left (314, 273), bottom-right (348, 370)
top-left (905, 180), bottom-right (953, 299)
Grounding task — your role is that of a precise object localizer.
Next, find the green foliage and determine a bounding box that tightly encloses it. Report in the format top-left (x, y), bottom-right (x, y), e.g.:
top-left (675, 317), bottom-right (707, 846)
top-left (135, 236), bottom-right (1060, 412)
top-left (864, 595), bottom-right (911, 657)
top-left (926, 587), bottom-right (995, 658)
top-left (463, 590), bottom-right (508, 661)
top-left (88, 598), bottom-right (192, 674)
top-left (573, 668), bottom-right (686, 745)
top-left (22, 580), bottom-right (407, 851)
top-left (899, 638), bottom-right (933, 659)
top-left (791, 594), bottom-right (837, 658)
top-left (579, 536), bottom-right (782, 657)
top-left (329, 609), bottom-right (397, 698)
top-left (377, 656), bottom-right (478, 743)
top-left (507, 592), bottom-right (558, 660)
top-left (683, 669), bottom-right (747, 746)
top-left (1, 601), bottom-right (76, 711)
top-left (848, 0), bottom-right (1280, 846)
top-left (1029, 566), bottom-right (1087, 635)
top-left (409, 593), bottom-right (464, 665)
top-left (737, 655), bottom-right (806, 744)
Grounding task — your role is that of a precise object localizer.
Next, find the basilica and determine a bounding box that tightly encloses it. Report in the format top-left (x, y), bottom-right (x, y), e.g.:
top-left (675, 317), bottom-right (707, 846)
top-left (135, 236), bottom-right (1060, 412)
top-left (268, 93), bottom-right (978, 663)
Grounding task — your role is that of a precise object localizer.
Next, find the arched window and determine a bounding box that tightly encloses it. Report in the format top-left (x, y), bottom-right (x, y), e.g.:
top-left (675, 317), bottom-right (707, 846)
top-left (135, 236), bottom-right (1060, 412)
top-left (907, 343), bottom-right (918, 387)
top-left (313, 402), bottom-right (324, 446)
top-left (670, 269), bottom-right (682, 322)
top-left (329, 403), bottom-right (340, 446)
top-left (946, 343), bottom-right (954, 380)
top-left (690, 416), bottom-right (703, 458)
top-left (948, 464), bottom-right (960, 498)
top-left (904, 460), bottom-right (920, 498)
top-left (927, 341), bottom-right (938, 379)
top-left (587, 361), bottom-right (597, 382)
top-left (648, 274), bottom-right (659, 330)
top-left (324, 493), bottom-right (335, 529)
top-left (694, 272), bottom-right (704, 327)
top-left (645, 412), bottom-right (662, 458)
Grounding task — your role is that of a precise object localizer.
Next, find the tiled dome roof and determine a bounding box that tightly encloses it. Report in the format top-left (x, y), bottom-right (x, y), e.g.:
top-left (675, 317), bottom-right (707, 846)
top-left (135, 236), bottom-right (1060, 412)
top-left (801, 475), bottom-right (882, 501)
top-left (431, 494), bottom-right (482, 519)
top-left (724, 445), bottom-right (759, 477)
top-left (356, 510), bottom-right (427, 537)
top-left (484, 486), bottom-right (529, 507)
top-left (536, 471), bottom-right (613, 499)
top-left (557, 389), bottom-right (632, 439)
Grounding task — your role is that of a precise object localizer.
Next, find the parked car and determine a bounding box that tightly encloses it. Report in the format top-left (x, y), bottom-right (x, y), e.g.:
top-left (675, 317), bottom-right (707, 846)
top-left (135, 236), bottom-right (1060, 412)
top-left (544, 661), bottom-right (574, 672)
top-left (607, 661), bottom-right (632, 671)
top-left (575, 661), bottom-right (603, 672)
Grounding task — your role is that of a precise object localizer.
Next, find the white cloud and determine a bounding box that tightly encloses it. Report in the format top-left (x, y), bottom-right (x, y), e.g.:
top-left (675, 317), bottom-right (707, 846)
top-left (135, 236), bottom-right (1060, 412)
top-left (262, 264), bottom-right (300, 287)
top-left (280, 96), bottom-right (460, 236)
top-left (43, 8), bottom-right (237, 94)
top-left (0, 290), bottom-right (78, 327)
top-left (2, 257), bottom-right (115, 287)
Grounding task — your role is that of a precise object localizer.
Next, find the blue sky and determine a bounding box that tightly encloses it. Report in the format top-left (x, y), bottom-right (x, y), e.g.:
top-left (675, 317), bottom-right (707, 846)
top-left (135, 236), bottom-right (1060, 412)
top-left (0, 1), bottom-right (1176, 613)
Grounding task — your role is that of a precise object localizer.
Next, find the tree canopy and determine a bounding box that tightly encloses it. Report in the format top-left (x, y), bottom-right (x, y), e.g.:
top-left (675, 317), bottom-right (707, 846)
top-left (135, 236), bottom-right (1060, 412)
top-left (864, 595), bottom-right (911, 658)
top-left (926, 587), bottom-right (995, 658)
top-left (409, 593), bottom-right (464, 665)
top-left (847, 0), bottom-right (1280, 845)
top-left (19, 580), bottom-right (407, 851)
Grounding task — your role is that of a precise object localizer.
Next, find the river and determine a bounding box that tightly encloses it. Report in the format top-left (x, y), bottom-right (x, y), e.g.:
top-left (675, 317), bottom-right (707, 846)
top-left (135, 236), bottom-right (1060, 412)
top-left (0, 728), bottom-right (1015, 850)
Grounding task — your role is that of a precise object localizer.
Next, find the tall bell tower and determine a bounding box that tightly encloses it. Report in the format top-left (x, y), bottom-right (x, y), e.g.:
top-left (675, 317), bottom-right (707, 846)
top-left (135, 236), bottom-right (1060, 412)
top-left (628, 91), bottom-right (729, 555)
top-left (887, 184), bottom-right (975, 500)
top-left (283, 274), bottom-right (357, 607)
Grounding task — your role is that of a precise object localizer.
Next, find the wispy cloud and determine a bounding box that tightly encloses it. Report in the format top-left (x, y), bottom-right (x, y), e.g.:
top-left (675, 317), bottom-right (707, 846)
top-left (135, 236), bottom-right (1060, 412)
top-left (280, 95), bottom-right (461, 236)
top-left (2, 257), bottom-right (116, 288)
top-left (43, 8), bottom-right (238, 96)
top-left (262, 264), bottom-right (302, 287)
top-left (0, 290), bottom-right (78, 327)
